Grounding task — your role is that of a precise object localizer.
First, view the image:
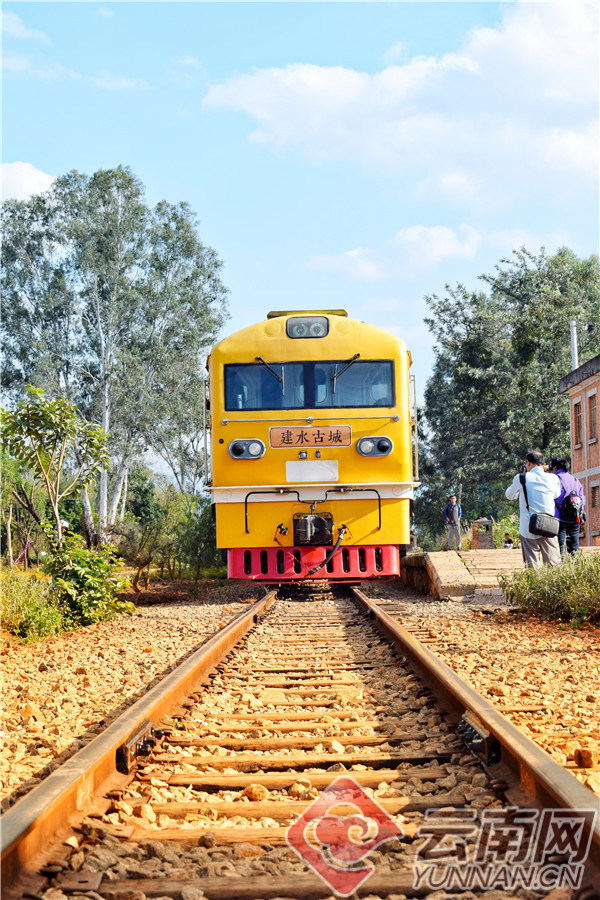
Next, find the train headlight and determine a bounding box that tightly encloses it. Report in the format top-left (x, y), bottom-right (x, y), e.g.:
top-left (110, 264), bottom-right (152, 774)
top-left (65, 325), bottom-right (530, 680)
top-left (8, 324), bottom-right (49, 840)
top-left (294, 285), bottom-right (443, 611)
top-left (357, 436), bottom-right (393, 457)
top-left (247, 441), bottom-right (263, 457)
top-left (228, 439), bottom-right (266, 459)
top-left (286, 316), bottom-right (329, 339)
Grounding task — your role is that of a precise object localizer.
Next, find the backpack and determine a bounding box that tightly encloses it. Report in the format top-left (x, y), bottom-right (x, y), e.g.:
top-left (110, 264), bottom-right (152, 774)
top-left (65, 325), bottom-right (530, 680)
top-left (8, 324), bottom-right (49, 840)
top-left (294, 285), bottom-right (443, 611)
top-left (557, 475), bottom-right (583, 523)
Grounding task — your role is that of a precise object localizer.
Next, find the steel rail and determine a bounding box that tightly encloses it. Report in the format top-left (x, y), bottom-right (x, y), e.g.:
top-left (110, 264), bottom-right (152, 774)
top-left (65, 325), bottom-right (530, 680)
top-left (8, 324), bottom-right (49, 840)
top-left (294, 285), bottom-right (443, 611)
top-left (1, 592), bottom-right (277, 888)
top-left (351, 587), bottom-right (600, 872)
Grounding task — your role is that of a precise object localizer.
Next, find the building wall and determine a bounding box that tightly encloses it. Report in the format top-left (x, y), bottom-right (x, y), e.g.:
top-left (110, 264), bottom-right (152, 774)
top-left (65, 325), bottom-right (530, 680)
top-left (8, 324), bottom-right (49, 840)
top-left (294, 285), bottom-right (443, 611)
top-left (564, 366), bottom-right (600, 546)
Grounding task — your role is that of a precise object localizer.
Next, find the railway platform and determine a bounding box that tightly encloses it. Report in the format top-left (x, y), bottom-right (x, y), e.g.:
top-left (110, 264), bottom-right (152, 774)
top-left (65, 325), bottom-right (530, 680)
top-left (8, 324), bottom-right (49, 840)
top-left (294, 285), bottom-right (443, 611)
top-left (401, 546), bottom-right (600, 601)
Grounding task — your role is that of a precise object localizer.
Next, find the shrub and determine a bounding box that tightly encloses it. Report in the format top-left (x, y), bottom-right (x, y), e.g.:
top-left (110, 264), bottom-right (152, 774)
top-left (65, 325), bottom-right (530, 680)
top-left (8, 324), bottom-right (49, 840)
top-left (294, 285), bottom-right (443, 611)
top-left (498, 553), bottom-right (600, 624)
top-left (0, 569), bottom-right (64, 641)
top-left (492, 513), bottom-right (520, 549)
top-left (44, 534), bottom-right (134, 626)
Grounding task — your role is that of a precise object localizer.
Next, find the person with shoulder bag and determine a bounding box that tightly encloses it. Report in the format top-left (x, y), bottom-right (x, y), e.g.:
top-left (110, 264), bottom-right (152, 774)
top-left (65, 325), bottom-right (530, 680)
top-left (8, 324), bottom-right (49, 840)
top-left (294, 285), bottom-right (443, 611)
top-left (547, 457), bottom-right (586, 556)
top-left (505, 451), bottom-right (562, 570)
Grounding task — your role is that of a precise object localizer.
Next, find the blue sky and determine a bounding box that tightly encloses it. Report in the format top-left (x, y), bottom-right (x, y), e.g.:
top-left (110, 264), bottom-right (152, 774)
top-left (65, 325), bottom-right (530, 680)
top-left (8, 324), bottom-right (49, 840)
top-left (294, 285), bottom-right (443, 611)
top-left (3, 1), bottom-right (598, 396)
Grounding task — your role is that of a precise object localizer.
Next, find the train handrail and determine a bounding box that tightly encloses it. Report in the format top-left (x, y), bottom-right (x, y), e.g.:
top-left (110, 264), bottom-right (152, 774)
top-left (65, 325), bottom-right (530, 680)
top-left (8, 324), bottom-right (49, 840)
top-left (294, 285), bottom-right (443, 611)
top-left (410, 373), bottom-right (419, 481)
top-left (244, 489), bottom-right (301, 532)
top-left (325, 487), bottom-right (382, 530)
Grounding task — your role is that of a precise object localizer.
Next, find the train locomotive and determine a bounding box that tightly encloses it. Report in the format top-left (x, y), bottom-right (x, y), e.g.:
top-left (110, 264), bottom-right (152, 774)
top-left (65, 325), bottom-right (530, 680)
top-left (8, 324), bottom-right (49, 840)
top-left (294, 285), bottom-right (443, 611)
top-left (206, 310), bottom-right (418, 582)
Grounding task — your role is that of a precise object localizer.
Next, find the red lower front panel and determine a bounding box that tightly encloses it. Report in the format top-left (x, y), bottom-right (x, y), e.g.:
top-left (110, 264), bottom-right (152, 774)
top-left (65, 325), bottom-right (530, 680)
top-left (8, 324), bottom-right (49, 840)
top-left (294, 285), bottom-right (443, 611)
top-left (227, 544), bottom-right (400, 581)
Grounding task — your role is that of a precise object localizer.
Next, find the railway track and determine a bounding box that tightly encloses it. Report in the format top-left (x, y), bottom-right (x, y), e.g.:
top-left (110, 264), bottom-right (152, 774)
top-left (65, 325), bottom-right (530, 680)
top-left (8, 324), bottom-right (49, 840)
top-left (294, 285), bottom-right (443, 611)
top-left (2, 585), bottom-right (599, 899)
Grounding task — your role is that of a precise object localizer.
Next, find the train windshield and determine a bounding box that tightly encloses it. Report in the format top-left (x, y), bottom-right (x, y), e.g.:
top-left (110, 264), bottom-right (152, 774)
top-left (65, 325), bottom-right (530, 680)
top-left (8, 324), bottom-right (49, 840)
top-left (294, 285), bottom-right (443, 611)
top-left (224, 360), bottom-right (395, 410)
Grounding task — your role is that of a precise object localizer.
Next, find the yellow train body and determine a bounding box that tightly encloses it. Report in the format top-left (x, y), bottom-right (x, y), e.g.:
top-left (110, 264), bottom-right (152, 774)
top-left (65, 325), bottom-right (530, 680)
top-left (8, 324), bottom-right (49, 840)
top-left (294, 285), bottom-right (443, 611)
top-left (207, 310), bottom-right (418, 580)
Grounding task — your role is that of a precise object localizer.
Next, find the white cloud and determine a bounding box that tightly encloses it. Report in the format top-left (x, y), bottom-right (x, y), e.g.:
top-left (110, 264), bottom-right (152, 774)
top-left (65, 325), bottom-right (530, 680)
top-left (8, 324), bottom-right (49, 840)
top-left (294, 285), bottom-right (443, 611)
top-left (2, 55), bottom-right (80, 81)
top-left (464, 1), bottom-right (598, 105)
top-left (3, 55), bottom-right (145, 89)
top-left (308, 221), bottom-right (575, 283)
top-left (177, 55), bottom-right (203, 70)
top-left (167, 56), bottom-right (204, 87)
top-left (98, 7), bottom-right (115, 17)
top-left (2, 162), bottom-right (54, 201)
top-left (1, 11), bottom-right (52, 44)
top-left (382, 41), bottom-right (406, 64)
top-left (90, 69), bottom-right (149, 90)
top-left (390, 224), bottom-right (481, 265)
top-left (311, 224), bottom-right (482, 281)
top-left (413, 170), bottom-right (483, 206)
top-left (311, 247), bottom-right (384, 281)
top-left (3, 55), bottom-right (31, 75)
top-left (203, 1), bottom-right (598, 199)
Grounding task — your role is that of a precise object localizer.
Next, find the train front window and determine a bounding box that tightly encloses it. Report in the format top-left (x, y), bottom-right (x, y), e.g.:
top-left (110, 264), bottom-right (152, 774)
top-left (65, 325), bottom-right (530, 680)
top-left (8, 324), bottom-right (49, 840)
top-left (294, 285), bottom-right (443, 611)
top-left (224, 360), bottom-right (394, 410)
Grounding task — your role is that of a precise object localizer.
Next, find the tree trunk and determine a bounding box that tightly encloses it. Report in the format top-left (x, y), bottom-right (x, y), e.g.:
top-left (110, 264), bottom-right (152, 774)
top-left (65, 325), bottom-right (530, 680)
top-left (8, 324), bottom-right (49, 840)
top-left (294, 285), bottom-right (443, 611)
top-left (81, 485), bottom-right (98, 547)
top-left (132, 558), bottom-right (151, 591)
top-left (119, 469), bottom-right (128, 522)
top-left (12, 486), bottom-right (41, 525)
top-left (132, 566), bottom-right (142, 592)
top-left (98, 380), bottom-right (110, 544)
top-left (2, 503), bottom-right (14, 567)
top-left (108, 461), bottom-right (128, 526)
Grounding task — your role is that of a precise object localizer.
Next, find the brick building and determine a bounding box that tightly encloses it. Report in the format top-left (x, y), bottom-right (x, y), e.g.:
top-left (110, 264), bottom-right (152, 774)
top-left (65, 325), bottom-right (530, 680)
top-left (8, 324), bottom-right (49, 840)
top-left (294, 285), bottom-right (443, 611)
top-left (559, 354), bottom-right (600, 546)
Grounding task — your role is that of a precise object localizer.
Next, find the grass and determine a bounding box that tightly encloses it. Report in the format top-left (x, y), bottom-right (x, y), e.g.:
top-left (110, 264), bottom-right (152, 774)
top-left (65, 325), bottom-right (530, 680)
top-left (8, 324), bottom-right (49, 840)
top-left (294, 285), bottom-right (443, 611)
top-left (1, 568), bottom-right (65, 642)
top-left (498, 552), bottom-right (600, 625)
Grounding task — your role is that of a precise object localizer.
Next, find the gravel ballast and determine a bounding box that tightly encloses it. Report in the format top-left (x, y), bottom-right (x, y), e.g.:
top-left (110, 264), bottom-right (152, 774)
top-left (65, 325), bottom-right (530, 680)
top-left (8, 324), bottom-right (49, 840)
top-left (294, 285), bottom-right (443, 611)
top-left (2, 579), bottom-right (599, 813)
top-left (1, 582), bottom-right (263, 810)
top-left (368, 581), bottom-right (600, 798)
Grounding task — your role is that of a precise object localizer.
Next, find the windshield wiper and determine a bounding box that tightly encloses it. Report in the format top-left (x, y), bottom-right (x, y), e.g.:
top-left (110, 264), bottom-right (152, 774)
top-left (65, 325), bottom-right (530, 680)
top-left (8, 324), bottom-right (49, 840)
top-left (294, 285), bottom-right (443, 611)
top-left (331, 353), bottom-right (360, 394)
top-left (255, 357), bottom-right (284, 394)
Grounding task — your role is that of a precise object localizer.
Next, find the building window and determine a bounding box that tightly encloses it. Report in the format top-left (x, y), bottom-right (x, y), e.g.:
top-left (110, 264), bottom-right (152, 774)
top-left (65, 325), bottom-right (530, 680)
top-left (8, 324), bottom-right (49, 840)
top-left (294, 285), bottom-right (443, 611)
top-left (589, 395), bottom-right (597, 440)
top-left (574, 402), bottom-right (582, 444)
top-left (592, 485), bottom-right (600, 508)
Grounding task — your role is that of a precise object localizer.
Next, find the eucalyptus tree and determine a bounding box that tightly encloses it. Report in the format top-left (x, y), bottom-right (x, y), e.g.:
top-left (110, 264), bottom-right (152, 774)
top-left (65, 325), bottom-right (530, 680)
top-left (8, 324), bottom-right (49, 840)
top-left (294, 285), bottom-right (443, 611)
top-left (1, 167), bottom-right (228, 546)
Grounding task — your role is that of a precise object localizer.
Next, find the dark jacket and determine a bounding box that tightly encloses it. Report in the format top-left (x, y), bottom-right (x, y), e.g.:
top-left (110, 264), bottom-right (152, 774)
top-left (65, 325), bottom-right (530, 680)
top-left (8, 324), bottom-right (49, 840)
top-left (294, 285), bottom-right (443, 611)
top-left (444, 503), bottom-right (462, 525)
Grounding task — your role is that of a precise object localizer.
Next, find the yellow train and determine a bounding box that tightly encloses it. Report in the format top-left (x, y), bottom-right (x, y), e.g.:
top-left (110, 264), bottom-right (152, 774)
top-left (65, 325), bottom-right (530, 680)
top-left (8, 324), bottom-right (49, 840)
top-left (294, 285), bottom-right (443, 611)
top-left (206, 310), bottom-right (418, 581)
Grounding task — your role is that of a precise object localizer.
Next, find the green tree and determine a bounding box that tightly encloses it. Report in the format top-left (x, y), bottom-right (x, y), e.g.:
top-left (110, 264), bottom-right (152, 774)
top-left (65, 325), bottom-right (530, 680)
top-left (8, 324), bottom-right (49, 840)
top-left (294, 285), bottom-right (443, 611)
top-left (0, 387), bottom-right (109, 546)
top-left (1, 167), bottom-right (229, 545)
top-left (177, 495), bottom-right (221, 579)
top-left (0, 451), bottom-right (48, 567)
top-left (117, 472), bottom-right (186, 589)
top-left (419, 247), bottom-right (599, 531)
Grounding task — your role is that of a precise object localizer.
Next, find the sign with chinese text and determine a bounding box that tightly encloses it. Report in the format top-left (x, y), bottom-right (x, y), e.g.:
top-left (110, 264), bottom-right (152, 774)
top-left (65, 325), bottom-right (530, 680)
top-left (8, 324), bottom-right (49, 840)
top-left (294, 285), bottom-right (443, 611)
top-left (270, 425), bottom-right (352, 448)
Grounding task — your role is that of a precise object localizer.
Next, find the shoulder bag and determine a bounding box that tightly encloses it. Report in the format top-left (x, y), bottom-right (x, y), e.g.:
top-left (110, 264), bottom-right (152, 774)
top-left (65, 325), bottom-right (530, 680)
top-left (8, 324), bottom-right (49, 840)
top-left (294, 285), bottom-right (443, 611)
top-left (519, 474), bottom-right (560, 538)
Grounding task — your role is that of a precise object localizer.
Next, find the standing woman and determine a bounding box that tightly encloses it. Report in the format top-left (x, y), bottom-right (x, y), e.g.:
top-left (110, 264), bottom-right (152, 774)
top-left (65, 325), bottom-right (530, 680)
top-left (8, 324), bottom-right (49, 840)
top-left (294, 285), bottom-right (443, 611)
top-left (547, 458), bottom-right (585, 556)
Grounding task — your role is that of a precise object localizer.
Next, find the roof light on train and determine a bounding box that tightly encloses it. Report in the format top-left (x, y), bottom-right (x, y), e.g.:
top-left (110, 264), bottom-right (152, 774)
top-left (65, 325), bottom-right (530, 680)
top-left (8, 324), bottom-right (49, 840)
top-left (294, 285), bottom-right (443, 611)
top-left (286, 316), bottom-right (329, 339)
